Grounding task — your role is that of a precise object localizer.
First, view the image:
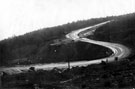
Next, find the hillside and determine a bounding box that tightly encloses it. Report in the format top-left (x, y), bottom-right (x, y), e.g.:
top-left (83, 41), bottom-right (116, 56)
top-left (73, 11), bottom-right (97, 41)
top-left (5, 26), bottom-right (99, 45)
top-left (1, 13), bottom-right (135, 89)
top-left (93, 13), bottom-right (135, 50)
top-left (0, 13), bottom-right (135, 66)
top-left (0, 17), bottom-right (113, 66)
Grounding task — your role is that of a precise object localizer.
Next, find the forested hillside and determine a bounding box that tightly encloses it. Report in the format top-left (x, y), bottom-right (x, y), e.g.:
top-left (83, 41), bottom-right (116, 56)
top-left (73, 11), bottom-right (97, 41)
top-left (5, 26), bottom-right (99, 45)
top-left (93, 13), bottom-right (135, 54)
top-left (0, 13), bottom-right (135, 66)
top-left (0, 16), bottom-right (114, 66)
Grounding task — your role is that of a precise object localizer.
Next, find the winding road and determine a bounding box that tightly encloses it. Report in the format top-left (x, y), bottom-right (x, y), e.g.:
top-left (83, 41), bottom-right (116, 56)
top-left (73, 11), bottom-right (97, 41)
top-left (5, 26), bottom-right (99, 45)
top-left (66, 20), bottom-right (130, 63)
top-left (0, 21), bottom-right (130, 74)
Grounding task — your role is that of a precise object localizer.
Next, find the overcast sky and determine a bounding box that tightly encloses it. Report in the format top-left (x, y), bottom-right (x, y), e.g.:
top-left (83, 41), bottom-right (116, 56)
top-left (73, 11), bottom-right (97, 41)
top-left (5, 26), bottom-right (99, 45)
top-left (0, 0), bottom-right (135, 40)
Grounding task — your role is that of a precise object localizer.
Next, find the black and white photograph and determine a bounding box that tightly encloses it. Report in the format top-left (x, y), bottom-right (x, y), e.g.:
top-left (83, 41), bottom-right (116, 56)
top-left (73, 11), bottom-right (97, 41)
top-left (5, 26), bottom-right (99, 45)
top-left (0, 0), bottom-right (135, 89)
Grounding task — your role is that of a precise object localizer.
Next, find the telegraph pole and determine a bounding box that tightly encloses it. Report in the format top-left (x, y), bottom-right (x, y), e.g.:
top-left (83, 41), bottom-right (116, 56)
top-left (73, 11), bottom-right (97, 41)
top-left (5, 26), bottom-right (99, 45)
top-left (67, 59), bottom-right (70, 69)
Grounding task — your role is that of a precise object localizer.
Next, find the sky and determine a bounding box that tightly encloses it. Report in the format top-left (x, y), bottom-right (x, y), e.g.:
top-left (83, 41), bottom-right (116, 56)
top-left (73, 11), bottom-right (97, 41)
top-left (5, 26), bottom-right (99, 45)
top-left (0, 0), bottom-right (135, 40)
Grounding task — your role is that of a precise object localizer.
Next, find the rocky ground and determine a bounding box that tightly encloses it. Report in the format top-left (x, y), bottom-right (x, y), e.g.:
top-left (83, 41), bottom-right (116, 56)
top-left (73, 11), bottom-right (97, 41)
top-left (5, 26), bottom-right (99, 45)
top-left (1, 55), bottom-right (135, 89)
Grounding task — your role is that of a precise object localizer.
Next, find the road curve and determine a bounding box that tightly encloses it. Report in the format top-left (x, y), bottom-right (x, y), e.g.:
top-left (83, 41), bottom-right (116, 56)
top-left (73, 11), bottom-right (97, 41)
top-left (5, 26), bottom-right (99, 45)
top-left (0, 21), bottom-right (130, 74)
top-left (66, 20), bottom-right (130, 62)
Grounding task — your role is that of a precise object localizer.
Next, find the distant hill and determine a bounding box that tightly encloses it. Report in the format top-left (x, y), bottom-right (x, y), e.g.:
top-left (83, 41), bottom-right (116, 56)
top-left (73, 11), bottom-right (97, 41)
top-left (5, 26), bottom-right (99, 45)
top-left (0, 13), bottom-right (135, 66)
